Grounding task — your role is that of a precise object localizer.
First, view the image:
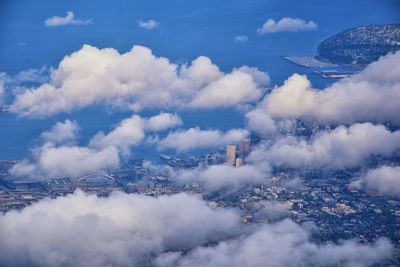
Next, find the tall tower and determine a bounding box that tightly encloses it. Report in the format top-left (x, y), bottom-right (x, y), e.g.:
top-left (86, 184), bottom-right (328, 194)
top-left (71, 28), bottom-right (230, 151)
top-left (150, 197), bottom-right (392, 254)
top-left (239, 138), bottom-right (251, 158)
top-left (235, 158), bottom-right (242, 168)
top-left (226, 145), bottom-right (236, 166)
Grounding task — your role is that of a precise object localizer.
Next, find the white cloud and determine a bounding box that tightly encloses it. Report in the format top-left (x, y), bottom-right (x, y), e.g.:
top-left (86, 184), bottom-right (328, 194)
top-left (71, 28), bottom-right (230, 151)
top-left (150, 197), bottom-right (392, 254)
top-left (257, 201), bottom-right (290, 221)
top-left (155, 219), bottom-right (392, 267)
top-left (258, 52), bottom-right (400, 124)
top-left (138, 19), bottom-right (159, 30)
top-left (248, 123), bottom-right (400, 169)
top-left (0, 66), bottom-right (51, 104)
top-left (245, 108), bottom-right (278, 135)
top-left (174, 164), bottom-right (269, 190)
top-left (89, 115), bottom-right (146, 152)
top-left (350, 166), bottom-right (400, 197)
top-left (180, 56), bottom-right (223, 86)
top-left (10, 113), bottom-right (181, 179)
top-left (12, 66), bottom-right (51, 84)
top-left (0, 191), bottom-right (392, 267)
top-left (0, 191), bottom-right (240, 267)
top-left (190, 66), bottom-right (268, 108)
top-left (40, 119), bottom-right (79, 145)
top-left (7, 160), bottom-right (36, 177)
top-left (145, 112), bottom-right (182, 132)
top-left (11, 45), bottom-right (269, 117)
top-left (234, 35), bottom-right (248, 43)
top-left (257, 17), bottom-right (318, 34)
top-left (10, 118), bottom-right (120, 179)
top-left (45, 11), bottom-right (93, 27)
top-left (90, 113), bottom-right (181, 152)
top-left (245, 108), bottom-right (296, 137)
top-left (158, 128), bottom-right (249, 152)
top-left (9, 144), bottom-right (120, 179)
top-left (0, 67), bottom-right (51, 97)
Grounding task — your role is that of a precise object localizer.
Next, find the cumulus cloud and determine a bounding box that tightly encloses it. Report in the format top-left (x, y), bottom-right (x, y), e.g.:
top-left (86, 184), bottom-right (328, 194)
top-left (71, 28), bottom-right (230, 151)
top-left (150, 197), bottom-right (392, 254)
top-left (11, 45), bottom-right (268, 116)
top-left (190, 66), bottom-right (267, 108)
top-left (180, 56), bottom-right (223, 86)
top-left (10, 113), bottom-right (181, 179)
top-left (248, 123), bottom-right (400, 169)
top-left (40, 119), bottom-right (79, 145)
top-left (0, 66), bottom-right (52, 104)
top-left (90, 113), bottom-right (181, 151)
top-left (88, 116), bottom-right (145, 152)
top-left (45, 11), bottom-right (93, 27)
top-left (174, 164), bottom-right (269, 190)
top-left (145, 112), bottom-right (182, 132)
top-left (155, 219), bottom-right (392, 267)
top-left (257, 17), bottom-right (317, 34)
top-left (257, 52), bottom-right (400, 124)
top-left (0, 191), bottom-right (240, 267)
top-left (9, 144), bottom-right (120, 179)
top-left (158, 128), bottom-right (249, 152)
top-left (245, 108), bottom-right (279, 135)
top-left (350, 166), bottom-right (400, 197)
top-left (12, 66), bottom-right (51, 84)
top-left (245, 108), bottom-right (295, 137)
top-left (10, 119), bottom-right (119, 178)
top-left (0, 66), bottom-right (51, 96)
top-left (138, 19), bottom-right (159, 29)
top-left (234, 35), bottom-right (248, 43)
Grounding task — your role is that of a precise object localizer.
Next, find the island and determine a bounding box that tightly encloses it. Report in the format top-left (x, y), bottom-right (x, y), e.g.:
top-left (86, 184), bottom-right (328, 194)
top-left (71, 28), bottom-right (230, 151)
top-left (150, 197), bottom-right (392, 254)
top-left (317, 24), bottom-right (400, 65)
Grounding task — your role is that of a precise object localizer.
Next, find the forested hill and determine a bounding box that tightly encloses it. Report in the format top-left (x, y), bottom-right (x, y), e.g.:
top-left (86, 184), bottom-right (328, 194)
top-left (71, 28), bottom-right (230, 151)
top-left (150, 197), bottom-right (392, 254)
top-left (317, 24), bottom-right (400, 65)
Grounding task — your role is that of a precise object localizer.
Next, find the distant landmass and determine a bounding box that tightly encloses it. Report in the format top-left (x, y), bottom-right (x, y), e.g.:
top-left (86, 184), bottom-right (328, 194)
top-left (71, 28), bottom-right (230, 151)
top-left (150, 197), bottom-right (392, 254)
top-left (316, 24), bottom-right (400, 65)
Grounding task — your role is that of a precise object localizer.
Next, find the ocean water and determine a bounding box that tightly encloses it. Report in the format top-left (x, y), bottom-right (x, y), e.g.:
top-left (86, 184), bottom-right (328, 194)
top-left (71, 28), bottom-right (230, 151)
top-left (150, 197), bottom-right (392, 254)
top-left (0, 0), bottom-right (399, 161)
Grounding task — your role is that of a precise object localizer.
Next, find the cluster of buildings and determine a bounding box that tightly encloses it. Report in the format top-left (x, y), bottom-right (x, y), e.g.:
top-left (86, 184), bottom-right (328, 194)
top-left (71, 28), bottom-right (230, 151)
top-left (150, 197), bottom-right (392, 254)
top-left (0, 122), bottom-right (400, 265)
top-left (225, 138), bottom-right (251, 167)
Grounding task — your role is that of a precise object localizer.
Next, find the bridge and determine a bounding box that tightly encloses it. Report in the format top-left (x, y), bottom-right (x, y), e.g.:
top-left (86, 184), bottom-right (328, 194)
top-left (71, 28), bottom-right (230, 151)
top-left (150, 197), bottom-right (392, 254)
top-left (77, 172), bottom-right (116, 183)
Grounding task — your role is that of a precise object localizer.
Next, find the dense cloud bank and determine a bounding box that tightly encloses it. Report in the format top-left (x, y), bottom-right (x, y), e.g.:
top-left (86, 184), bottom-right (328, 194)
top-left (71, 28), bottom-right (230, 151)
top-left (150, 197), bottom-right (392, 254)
top-left (350, 165), bottom-right (400, 197)
top-left (155, 220), bottom-right (391, 267)
top-left (248, 123), bottom-right (400, 169)
top-left (141, 161), bottom-right (272, 191)
top-left (10, 113), bottom-right (181, 179)
top-left (11, 45), bottom-right (269, 116)
top-left (158, 128), bottom-right (249, 152)
top-left (174, 164), bottom-right (269, 190)
top-left (247, 52), bottom-right (400, 128)
top-left (0, 191), bottom-right (392, 267)
top-left (0, 191), bottom-right (240, 267)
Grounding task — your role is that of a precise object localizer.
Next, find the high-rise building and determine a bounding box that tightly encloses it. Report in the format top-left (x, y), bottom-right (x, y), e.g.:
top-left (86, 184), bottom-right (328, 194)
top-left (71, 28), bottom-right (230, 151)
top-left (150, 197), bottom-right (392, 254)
top-left (239, 138), bottom-right (251, 158)
top-left (235, 158), bottom-right (242, 168)
top-left (226, 145), bottom-right (236, 166)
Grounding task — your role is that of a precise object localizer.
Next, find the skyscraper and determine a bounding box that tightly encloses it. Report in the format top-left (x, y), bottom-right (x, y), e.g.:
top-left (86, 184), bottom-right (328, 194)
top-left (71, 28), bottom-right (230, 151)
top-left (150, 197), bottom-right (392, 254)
top-left (239, 138), bottom-right (251, 158)
top-left (226, 145), bottom-right (236, 166)
top-left (235, 158), bottom-right (242, 168)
